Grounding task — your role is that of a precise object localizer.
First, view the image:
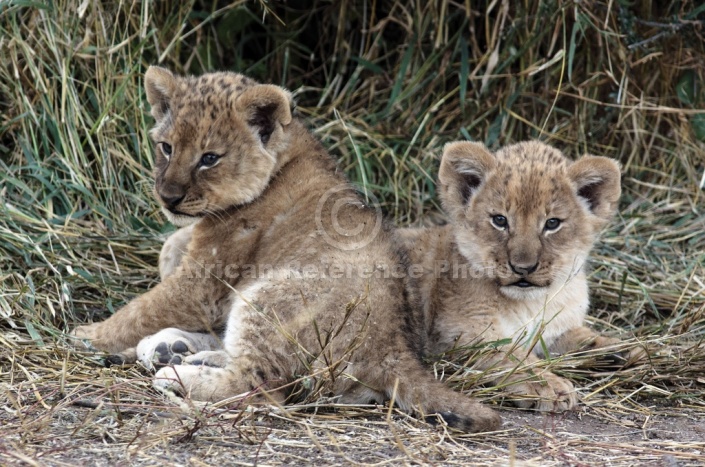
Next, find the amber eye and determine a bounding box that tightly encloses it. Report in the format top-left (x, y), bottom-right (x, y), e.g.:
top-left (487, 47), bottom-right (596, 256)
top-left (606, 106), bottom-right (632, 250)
top-left (491, 215), bottom-right (508, 229)
top-left (200, 152), bottom-right (220, 168)
top-left (545, 218), bottom-right (561, 230)
top-left (161, 143), bottom-right (172, 156)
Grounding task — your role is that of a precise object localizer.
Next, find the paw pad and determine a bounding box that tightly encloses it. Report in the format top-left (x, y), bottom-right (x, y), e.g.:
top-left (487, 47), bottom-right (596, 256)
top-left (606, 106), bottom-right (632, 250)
top-left (171, 340), bottom-right (189, 354)
top-left (151, 339), bottom-right (192, 367)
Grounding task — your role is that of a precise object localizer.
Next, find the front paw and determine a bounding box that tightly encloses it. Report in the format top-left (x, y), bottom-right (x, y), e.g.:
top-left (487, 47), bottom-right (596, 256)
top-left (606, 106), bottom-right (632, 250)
top-left (184, 350), bottom-right (229, 368)
top-left (70, 324), bottom-right (102, 351)
top-left (505, 372), bottom-right (577, 412)
top-left (136, 328), bottom-right (220, 371)
top-left (105, 347), bottom-right (138, 367)
top-left (154, 365), bottom-right (199, 396)
top-left (585, 337), bottom-right (648, 369)
top-left (154, 364), bottom-right (218, 400)
top-left (71, 323), bottom-right (128, 354)
top-left (154, 363), bottom-right (232, 402)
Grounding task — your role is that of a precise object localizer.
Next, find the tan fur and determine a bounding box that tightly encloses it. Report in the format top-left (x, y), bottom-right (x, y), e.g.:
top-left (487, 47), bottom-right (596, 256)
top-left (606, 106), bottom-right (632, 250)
top-left (400, 141), bottom-right (644, 412)
top-left (72, 68), bottom-right (500, 432)
top-left (158, 224), bottom-right (195, 280)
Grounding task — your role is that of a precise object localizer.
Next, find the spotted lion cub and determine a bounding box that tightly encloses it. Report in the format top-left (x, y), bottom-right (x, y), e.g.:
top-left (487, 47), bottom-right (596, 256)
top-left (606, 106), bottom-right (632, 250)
top-left (400, 141), bottom-right (643, 412)
top-left (72, 67), bottom-right (500, 432)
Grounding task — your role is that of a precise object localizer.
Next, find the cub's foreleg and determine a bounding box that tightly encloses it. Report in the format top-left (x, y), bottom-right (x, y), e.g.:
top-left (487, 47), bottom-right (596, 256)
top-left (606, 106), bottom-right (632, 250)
top-left (159, 225), bottom-right (195, 281)
top-left (548, 326), bottom-right (646, 367)
top-left (471, 346), bottom-right (578, 412)
top-left (72, 257), bottom-right (230, 354)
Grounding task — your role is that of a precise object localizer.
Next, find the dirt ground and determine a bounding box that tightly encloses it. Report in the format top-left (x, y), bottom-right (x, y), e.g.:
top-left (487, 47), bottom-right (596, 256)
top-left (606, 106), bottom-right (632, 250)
top-left (2, 386), bottom-right (704, 466)
top-left (2, 335), bottom-right (703, 466)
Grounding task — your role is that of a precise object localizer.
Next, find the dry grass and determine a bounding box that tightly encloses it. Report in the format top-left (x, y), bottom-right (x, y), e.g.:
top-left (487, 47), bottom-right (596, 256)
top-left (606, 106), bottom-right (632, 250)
top-left (1, 0), bottom-right (704, 465)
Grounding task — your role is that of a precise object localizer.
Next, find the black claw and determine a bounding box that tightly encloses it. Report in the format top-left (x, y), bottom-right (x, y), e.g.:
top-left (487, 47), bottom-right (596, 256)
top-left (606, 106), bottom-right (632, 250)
top-left (602, 353), bottom-right (625, 364)
top-left (591, 352), bottom-right (628, 370)
top-left (171, 340), bottom-right (189, 354)
top-left (425, 412), bottom-right (477, 431)
top-left (104, 354), bottom-right (125, 368)
top-left (155, 342), bottom-right (168, 355)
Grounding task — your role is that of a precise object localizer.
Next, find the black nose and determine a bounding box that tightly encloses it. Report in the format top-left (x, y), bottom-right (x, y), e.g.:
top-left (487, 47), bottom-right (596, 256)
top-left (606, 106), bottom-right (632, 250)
top-left (509, 262), bottom-right (539, 275)
top-left (159, 193), bottom-right (185, 210)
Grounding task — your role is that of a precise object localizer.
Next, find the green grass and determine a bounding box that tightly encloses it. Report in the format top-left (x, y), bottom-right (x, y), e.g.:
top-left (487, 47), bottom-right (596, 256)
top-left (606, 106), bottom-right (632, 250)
top-left (1, 0), bottom-right (704, 464)
top-left (2, 0), bottom-right (703, 334)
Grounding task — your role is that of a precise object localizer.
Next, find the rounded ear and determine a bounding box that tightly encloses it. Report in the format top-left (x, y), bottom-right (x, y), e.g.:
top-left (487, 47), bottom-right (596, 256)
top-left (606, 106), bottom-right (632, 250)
top-left (438, 141), bottom-right (496, 219)
top-left (568, 155), bottom-right (622, 221)
top-left (236, 84), bottom-right (293, 145)
top-left (145, 66), bottom-right (177, 121)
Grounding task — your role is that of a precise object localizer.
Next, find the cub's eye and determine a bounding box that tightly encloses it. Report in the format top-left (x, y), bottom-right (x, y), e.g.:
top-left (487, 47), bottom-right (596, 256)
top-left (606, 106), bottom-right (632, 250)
top-left (491, 215), bottom-right (508, 229)
top-left (160, 143), bottom-right (172, 157)
top-left (545, 218), bottom-right (561, 231)
top-left (200, 152), bottom-right (221, 168)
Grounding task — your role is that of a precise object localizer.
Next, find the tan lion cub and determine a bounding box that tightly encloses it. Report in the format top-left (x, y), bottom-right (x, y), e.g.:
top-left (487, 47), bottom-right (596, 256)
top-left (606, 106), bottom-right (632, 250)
top-left (72, 67), bottom-right (500, 432)
top-left (400, 141), bottom-right (643, 412)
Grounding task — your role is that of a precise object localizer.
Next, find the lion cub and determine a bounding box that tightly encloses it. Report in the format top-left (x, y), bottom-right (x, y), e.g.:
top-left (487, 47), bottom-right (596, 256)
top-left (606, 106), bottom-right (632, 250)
top-left (72, 68), bottom-right (500, 432)
top-left (400, 141), bottom-right (642, 412)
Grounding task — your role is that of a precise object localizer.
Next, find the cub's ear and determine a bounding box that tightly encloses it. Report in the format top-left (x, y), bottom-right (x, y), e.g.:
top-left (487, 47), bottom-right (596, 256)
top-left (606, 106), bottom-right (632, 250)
top-left (438, 141), bottom-right (496, 218)
top-left (237, 84), bottom-right (293, 145)
top-left (144, 66), bottom-right (177, 121)
top-left (568, 155), bottom-right (621, 222)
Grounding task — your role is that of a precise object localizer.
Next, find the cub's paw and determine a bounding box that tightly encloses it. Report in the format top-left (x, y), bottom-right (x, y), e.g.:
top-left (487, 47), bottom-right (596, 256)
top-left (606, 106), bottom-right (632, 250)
top-left (154, 364), bottom-right (202, 396)
top-left (70, 324), bottom-right (102, 350)
top-left (136, 328), bottom-right (220, 371)
top-left (184, 350), bottom-right (229, 368)
top-left (506, 371), bottom-right (577, 412)
top-left (584, 336), bottom-right (648, 369)
top-left (593, 347), bottom-right (647, 369)
top-left (154, 364), bottom-right (227, 402)
top-left (105, 348), bottom-right (138, 367)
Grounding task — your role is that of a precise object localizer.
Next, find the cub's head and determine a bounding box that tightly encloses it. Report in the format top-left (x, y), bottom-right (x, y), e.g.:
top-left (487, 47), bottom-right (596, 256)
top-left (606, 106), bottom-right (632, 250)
top-left (439, 140), bottom-right (621, 300)
top-left (144, 66), bottom-right (294, 226)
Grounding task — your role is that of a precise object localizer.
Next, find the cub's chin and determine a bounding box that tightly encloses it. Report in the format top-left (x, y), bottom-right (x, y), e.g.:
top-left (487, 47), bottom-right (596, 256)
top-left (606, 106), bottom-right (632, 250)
top-left (161, 207), bottom-right (202, 227)
top-left (499, 283), bottom-right (551, 301)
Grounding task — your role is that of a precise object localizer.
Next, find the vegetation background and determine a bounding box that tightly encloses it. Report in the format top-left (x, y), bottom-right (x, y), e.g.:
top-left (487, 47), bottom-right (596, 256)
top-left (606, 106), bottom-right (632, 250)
top-left (1, 0), bottom-right (704, 464)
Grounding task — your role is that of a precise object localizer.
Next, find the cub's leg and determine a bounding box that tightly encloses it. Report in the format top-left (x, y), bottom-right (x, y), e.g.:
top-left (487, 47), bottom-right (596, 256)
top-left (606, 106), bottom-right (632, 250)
top-left (354, 347), bottom-right (502, 433)
top-left (153, 283), bottom-right (501, 433)
top-left (548, 326), bottom-right (646, 367)
top-left (152, 227), bottom-right (225, 364)
top-left (471, 347), bottom-right (577, 412)
top-left (159, 225), bottom-right (195, 281)
top-left (153, 283), bottom-right (291, 403)
top-left (72, 256), bottom-right (231, 353)
top-left (94, 226), bottom-right (210, 366)
top-left (155, 329), bottom-right (502, 432)
top-left (438, 317), bottom-right (577, 412)
top-left (154, 353), bottom-right (287, 404)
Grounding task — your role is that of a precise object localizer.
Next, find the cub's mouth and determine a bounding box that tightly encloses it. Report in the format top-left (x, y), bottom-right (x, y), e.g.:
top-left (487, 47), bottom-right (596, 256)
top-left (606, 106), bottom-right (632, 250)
top-left (161, 207), bottom-right (202, 227)
top-left (511, 279), bottom-right (535, 288)
top-left (166, 207), bottom-right (196, 217)
top-left (501, 278), bottom-right (551, 289)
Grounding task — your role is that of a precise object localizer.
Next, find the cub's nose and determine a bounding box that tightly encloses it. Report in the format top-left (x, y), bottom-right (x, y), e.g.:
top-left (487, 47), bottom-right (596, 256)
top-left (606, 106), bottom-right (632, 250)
top-left (160, 193), bottom-right (185, 210)
top-left (158, 184), bottom-right (186, 210)
top-left (509, 262), bottom-right (539, 276)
